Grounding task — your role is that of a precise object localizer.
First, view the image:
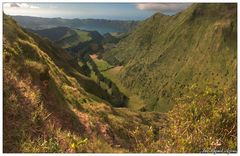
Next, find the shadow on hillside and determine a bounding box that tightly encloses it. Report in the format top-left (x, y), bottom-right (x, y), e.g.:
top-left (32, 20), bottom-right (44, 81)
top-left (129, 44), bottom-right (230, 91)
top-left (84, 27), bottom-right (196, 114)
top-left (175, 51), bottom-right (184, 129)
top-left (42, 79), bottom-right (86, 134)
top-left (70, 71), bottom-right (129, 108)
top-left (79, 55), bottom-right (129, 107)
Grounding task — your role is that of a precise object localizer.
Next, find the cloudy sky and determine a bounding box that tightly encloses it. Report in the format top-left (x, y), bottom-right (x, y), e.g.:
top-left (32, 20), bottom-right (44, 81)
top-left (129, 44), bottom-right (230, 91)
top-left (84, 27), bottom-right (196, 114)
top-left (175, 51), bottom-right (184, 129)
top-left (3, 3), bottom-right (192, 20)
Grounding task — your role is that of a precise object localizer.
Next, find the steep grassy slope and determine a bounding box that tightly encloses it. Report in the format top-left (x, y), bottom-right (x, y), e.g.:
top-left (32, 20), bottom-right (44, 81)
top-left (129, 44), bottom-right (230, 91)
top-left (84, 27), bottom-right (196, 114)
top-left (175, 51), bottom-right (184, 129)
top-left (103, 3), bottom-right (237, 112)
top-left (3, 6), bottom-right (237, 152)
top-left (3, 15), bottom-right (164, 152)
top-left (12, 15), bottom-right (139, 34)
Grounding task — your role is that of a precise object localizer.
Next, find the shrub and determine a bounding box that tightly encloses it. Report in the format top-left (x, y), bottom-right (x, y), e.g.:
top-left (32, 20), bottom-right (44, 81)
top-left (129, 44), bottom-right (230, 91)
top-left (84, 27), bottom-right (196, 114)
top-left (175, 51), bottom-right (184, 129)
top-left (162, 85), bottom-right (237, 153)
top-left (130, 126), bottom-right (159, 153)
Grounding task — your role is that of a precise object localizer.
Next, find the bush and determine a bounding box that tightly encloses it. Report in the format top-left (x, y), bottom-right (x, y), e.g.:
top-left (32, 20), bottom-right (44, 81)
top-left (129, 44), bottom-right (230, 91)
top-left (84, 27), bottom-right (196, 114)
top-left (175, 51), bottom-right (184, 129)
top-left (162, 85), bottom-right (237, 153)
top-left (130, 126), bottom-right (159, 153)
top-left (129, 85), bottom-right (237, 153)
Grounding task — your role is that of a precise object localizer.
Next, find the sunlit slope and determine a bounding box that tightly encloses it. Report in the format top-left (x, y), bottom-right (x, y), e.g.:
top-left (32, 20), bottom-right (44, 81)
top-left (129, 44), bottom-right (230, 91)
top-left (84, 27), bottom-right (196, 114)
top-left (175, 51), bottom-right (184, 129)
top-left (103, 4), bottom-right (237, 112)
top-left (3, 15), bottom-right (164, 152)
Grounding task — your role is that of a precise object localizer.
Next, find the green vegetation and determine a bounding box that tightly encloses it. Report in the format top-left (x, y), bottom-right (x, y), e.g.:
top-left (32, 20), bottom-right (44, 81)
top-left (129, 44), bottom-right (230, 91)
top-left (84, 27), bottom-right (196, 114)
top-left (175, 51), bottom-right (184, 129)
top-left (85, 55), bottom-right (128, 107)
top-left (13, 15), bottom-right (139, 34)
top-left (31, 26), bottom-right (128, 58)
top-left (91, 55), bottom-right (114, 71)
top-left (129, 85), bottom-right (237, 153)
top-left (102, 32), bottom-right (126, 44)
top-left (90, 55), bottom-right (146, 110)
top-left (3, 14), bottom-right (162, 153)
top-left (162, 84), bottom-right (237, 152)
top-left (3, 3), bottom-right (237, 153)
top-left (57, 29), bottom-right (92, 48)
top-left (103, 3), bottom-right (237, 112)
top-left (31, 27), bottom-right (102, 50)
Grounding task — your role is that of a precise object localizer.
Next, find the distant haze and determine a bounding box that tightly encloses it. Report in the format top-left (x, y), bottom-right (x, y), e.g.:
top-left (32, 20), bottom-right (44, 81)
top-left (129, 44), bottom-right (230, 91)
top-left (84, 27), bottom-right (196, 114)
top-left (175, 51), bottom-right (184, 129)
top-left (12, 16), bottom-right (139, 34)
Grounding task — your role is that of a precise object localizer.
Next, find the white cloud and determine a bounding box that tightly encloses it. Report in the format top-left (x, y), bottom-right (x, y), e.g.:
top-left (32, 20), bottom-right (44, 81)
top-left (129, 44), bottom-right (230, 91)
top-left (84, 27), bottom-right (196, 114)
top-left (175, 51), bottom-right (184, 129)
top-left (3, 3), bottom-right (39, 9)
top-left (136, 3), bottom-right (192, 14)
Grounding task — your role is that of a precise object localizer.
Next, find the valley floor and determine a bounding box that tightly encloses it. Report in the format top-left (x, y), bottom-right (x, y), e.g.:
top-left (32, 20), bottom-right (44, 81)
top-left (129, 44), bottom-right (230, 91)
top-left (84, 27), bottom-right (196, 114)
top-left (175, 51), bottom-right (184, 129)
top-left (89, 54), bottom-right (146, 110)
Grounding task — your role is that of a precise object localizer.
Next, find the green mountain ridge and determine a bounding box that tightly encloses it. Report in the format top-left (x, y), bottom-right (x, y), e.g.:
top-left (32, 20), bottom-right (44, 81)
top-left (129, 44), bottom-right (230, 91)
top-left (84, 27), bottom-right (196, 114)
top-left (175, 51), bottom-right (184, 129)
top-left (3, 14), bottom-right (165, 153)
top-left (12, 15), bottom-right (139, 34)
top-left (30, 27), bottom-right (105, 57)
top-left (30, 27), bottom-right (127, 58)
top-left (3, 3), bottom-right (237, 153)
top-left (103, 3), bottom-right (237, 112)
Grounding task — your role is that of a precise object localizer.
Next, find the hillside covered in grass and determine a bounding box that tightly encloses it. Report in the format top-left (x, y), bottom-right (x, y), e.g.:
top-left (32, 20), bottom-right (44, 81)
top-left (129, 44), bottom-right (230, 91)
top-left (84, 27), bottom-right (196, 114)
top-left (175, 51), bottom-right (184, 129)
top-left (103, 3), bottom-right (237, 112)
top-left (30, 27), bottom-right (92, 48)
top-left (3, 3), bottom-right (237, 153)
top-left (30, 27), bottom-right (127, 58)
top-left (3, 14), bottom-right (164, 152)
top-left (30, 27), bottom-right (105, 56)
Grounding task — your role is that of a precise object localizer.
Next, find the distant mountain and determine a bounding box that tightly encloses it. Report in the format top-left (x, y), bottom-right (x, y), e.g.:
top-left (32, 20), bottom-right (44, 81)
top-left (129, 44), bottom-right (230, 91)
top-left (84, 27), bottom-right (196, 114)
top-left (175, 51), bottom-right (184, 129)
top-left (103, 3), bottom-right (237, 112)
top-left (12, 15), bottom-right (139, 34)
top-left (30, 27), bottom-right (104, 54)
top-left (30, 26), bottom-right (129, 57)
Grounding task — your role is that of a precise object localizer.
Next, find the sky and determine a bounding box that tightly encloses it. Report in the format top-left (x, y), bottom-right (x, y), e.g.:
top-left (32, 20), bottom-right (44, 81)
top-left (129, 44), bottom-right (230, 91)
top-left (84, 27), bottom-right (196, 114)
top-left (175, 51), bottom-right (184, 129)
top-left (3, 3), bottom-right (192, 20)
